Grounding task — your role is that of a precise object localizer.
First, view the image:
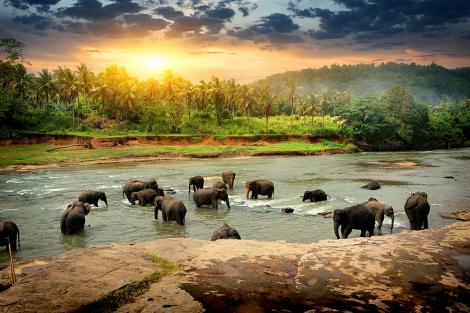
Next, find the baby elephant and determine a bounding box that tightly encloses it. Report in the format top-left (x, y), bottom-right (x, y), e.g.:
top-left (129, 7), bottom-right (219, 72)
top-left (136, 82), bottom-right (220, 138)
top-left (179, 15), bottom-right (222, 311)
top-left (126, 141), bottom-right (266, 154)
top-left (131, 189), bottom-right (158, 206)
top-left (303, 189), bottom-right (329, 202)
top-left (78, 190), bottom-right (107, 207)
top-left (365, 199), bottom-right (394, 230)
top-left (0, 220), bottom-right (20, 251)
top-left (188, 176), bottom-right (204, 194)
top-left (213, 181), bottom-right (227, 190)
top-left (154, 196), bottom-right (187, 225)
top-left (193, 187), bottom-right (230, 209)
top-left (211, 223), bottom-right (241, 241)
top-left (60, 201), bottom-right (91, 235)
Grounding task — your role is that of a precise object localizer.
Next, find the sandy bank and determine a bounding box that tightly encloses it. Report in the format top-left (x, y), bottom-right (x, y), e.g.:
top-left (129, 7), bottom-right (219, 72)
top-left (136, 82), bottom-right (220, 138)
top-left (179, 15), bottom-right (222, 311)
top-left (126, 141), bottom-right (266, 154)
top-left (1, 221), bottom-right (469, 312)
top-left (0, 149), bottom-right (352, 173)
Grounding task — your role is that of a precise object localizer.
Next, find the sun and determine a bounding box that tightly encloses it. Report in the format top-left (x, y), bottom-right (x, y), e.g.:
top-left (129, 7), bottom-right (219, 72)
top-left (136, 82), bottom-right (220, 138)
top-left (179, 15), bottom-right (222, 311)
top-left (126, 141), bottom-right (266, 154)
top-left (144, 57), bottom-right (169, 70)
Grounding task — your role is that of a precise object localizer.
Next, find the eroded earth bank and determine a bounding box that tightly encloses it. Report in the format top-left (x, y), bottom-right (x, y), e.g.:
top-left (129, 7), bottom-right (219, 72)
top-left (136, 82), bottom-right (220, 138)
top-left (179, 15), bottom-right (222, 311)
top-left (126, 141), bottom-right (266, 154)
top-left (1, 221), bottom-right (469, 313)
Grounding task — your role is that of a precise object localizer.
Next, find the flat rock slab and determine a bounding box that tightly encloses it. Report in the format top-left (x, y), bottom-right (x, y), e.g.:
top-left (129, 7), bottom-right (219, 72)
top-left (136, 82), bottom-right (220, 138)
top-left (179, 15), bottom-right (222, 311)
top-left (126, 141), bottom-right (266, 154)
top-left (440, 210), bottom-right (470, 221)
top-left (1, 222), bottom-right (470, 312)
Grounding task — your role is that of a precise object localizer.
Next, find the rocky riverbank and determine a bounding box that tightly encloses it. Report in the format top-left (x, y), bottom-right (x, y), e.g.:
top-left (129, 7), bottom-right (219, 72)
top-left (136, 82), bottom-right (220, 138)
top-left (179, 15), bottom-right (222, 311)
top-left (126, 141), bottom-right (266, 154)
top-left (1, 221), bottom-right (469, 312)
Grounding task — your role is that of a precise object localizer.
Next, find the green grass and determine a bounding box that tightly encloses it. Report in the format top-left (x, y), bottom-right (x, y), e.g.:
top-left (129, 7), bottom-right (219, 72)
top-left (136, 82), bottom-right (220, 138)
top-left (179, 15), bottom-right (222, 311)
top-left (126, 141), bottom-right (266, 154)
top-left (73, 253), bottom-right (179, 313)
top-left (0, 140), bottom-right (356, 167)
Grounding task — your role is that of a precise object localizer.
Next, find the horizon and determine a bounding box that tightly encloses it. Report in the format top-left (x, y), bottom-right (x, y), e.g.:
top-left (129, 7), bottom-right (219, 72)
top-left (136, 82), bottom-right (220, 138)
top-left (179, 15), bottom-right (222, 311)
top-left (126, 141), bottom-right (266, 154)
top-left (1, 0), bottom-right (470, 83)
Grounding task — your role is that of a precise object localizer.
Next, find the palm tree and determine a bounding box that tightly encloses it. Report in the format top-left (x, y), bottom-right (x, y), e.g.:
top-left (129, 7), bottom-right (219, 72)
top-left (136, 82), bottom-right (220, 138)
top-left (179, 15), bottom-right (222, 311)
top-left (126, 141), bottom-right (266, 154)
top-left (257, 85), bottom-right (275, 134)
top-left (209, 77), bottom-right (225, 126)
top-left (118, 79), bottom-right (137, 123)
top-left (54, 67), bottom-right (79, 128)
top-left (237, 85), bottom-right (254, 117)
top-left (0, 63), bottom-right (34, 99)
top-left (144, 78), bottom-right (160, 100)
top-left (224, 79), bottom-right (237, 116)
top-left (36, 68), bottom-right (55, 106)
top-left (285, 78), bottom-right (301, 123)
top-left (195, 80), bottom-right (209, 112)
top-left (92, 79), bottom-right (113, 126)
top-left (182, 80), bottom-right (194, 118)
top-left (76, 63), bottom-right (93, 100)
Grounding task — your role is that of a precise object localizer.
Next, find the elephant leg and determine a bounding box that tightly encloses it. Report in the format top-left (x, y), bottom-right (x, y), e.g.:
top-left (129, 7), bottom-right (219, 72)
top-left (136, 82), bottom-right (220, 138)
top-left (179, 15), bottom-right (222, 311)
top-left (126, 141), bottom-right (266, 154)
top-left (343, 224), bottom-right (352, 239)
top-left (423, 216), bottom-right (428, 229)
top-left (162, 210), bottom-right (168, 222)
top-left (360, 228), bottom-right (366, 237)
top-left (368, 224), bottom-right (375, 237)
top-left (378, 214), bottom-right (384, 230)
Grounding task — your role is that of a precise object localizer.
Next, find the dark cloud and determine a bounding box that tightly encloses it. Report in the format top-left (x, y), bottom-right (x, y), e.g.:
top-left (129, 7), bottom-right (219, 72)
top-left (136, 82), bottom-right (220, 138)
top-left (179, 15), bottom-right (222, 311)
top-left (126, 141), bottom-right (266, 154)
top-left (301, 0), bottom-right (470, 41)
top-left (228, 13), bottom-right (302, 44)
top-left (239, 7), bottom-right (249, 17)
top-left (206, 7), bottom-right (235, 20)
top-left (153, 6), bottom-right (184, 19)
top-left (123, 13), bottom-right (169, 30)
top-left (5, 0), bottom-right (60, 12)
top-left (57, 0), bottom-right (143, 21)
top-left (12, 13), bottom-right (54, 30)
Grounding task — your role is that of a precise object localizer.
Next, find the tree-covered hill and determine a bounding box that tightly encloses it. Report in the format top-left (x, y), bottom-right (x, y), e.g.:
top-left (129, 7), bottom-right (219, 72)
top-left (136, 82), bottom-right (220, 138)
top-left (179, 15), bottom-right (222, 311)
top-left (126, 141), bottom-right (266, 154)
top-left (253, 63), bottom-right (470, 103)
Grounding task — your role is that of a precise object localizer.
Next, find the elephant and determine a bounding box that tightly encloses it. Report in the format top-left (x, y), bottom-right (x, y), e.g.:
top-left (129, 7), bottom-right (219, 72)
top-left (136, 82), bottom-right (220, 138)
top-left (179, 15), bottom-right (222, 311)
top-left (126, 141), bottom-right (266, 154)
top-left (123, 179), bottom-right (159, 203)
top-left (245, 179), bottom-right (274, 199)
top-left (60, 201), bottom-right (91, 235)
top-left (193, 187), bottom-right (230, 209)
top-left (213, 181), bottom-right (227, 190)
top-left (303, 189), bottom-right (329, 202)
top-left (188, 176), bottom-right (204, 194)
top-left (154, 196), bottom-right (187, 225)
top-left (78, 190), bottom-right (108, 207)
top-left (404, 192), bottom-right (430, 230)
top-left (281, 208), bottom-right (294, 213)
top-left (130, 189), bottom-right (158, 206)
top-left (222, 170), bottom-right (236, 190)
top-left (0, 220), bottom-right (20, 251)
top-left (365, 199), bottom-right (395, 230)
top-left (211, 223), bottom-right (241, 241)
top-left (361, 181), bottom-right (381, 190)
top-left (333, 204), bottom-right (375, 239)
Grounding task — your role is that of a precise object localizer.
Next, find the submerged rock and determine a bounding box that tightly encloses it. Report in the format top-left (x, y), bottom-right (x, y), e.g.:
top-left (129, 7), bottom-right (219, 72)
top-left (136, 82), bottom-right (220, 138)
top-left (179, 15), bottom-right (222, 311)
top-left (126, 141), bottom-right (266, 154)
top-left (281, 207), bottom-right (294, 213)
top-left (440, 211), bottom-right (470, 221)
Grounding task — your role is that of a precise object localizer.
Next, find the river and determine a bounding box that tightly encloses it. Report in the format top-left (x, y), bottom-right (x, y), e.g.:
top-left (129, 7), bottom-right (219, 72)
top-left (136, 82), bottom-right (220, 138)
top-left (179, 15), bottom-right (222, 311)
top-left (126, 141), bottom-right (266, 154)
top-left (1, 149), bottom-right (469, 266)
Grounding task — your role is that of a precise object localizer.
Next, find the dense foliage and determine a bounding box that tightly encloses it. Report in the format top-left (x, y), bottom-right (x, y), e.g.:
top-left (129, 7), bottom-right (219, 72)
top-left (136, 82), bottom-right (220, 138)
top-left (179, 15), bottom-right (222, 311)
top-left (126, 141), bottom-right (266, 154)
top-left (1, 38), bottom-right (469, 150)
top-left (255, 63), bottom-right (470, 103)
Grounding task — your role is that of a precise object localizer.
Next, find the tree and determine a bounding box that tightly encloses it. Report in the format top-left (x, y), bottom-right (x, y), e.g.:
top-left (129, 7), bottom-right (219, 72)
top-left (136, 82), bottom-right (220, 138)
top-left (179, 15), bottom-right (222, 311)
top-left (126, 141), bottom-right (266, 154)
top-left (118, 79), bottom-right (137, 123)
top-left (381, 85), bottom-right (429, 146)
top-left (257, 85), bottom-right (275, 133)
top-left (54, 67), bottom-right (79, 127)
top-left (92, 79), bottom-right (113, 126)
top-left (237, 85), bottom-right (254, 117)
top-left (36, 69), bottom-right (55, 106)
top-left (76, 63), bottom-right (94, 99)
top-left (0, 38), bottom-right (27, 64)
top-left (284, 78), bottom-right (300, 118)
top-left (209, 77), bottom-right (225, 126)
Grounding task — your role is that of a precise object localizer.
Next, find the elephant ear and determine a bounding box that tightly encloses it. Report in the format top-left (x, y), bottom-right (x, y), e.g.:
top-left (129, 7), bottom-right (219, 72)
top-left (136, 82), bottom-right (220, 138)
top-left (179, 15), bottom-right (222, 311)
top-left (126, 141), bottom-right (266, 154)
top-left (405, 195), bottom-right (419, 210)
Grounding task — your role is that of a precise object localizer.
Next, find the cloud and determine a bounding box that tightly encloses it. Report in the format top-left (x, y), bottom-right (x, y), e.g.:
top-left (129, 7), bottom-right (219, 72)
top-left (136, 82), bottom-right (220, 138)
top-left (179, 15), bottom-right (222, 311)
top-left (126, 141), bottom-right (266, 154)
top-left (228, 13), bottom-right (303, 45)
top-left (153, 6), bottom-right (184, 19)
top-left (57, 0), bottom-right (143, 21)
top-left (289, 0), bottom-right (470, 42)
top-left (5, 0), bottom-right (60, 12)
top-left (13, 13), bottom-right (54, 31)
top-left (122, 13), bottom-right (169, 31)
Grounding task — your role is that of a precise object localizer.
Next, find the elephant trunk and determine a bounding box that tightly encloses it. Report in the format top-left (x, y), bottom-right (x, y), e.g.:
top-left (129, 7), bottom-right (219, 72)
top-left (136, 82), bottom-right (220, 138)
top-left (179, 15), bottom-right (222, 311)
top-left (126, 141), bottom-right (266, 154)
top-left (390, 211), bottom-right (394, 231)
top-left (246, 188), bottom-right (250, 200)
top-left (334, 221), bottom-right (341, 239)
top-left (188, 182), bottom-right (191, 194)
top-left (225, 195), bottom-right (230, 209)
top-left (103, 197), bottom-right (108, 206)
top-left (154, 207), bottom-right (159, 220)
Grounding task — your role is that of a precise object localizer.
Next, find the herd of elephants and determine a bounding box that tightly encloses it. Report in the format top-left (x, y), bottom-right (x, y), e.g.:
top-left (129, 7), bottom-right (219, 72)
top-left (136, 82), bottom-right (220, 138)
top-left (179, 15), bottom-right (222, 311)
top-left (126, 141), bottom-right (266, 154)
top-left (0, 170), bottom-right (431, 252)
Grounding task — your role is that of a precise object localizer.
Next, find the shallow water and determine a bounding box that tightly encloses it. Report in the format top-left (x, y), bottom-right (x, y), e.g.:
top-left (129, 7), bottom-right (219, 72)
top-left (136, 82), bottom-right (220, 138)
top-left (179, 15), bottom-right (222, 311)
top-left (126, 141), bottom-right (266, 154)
top-left (1, 148), bottom-right (469, 266)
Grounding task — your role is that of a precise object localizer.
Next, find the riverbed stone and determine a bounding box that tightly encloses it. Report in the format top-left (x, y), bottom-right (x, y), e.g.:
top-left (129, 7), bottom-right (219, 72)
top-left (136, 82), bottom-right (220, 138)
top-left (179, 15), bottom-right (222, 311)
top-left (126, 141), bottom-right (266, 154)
top-left (0, 222), bottom-right (469, 312)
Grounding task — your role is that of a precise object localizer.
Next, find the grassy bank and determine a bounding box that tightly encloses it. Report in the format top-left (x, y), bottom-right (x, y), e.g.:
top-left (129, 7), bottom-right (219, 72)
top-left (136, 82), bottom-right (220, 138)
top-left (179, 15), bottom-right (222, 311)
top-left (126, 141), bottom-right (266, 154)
top-left (0, 140), bottom-right (356, 167)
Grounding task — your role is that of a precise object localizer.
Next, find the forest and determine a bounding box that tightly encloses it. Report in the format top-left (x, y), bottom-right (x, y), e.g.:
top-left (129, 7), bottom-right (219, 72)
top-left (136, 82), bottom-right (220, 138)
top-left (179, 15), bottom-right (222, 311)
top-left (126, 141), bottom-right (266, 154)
top-left (1, 38), bottom-right (469, 150)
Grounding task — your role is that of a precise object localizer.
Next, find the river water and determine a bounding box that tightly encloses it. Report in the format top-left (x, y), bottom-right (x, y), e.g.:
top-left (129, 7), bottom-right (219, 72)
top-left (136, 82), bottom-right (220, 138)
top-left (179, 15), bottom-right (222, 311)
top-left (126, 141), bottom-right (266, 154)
top-left (1, 149), bottom-right (469, 266)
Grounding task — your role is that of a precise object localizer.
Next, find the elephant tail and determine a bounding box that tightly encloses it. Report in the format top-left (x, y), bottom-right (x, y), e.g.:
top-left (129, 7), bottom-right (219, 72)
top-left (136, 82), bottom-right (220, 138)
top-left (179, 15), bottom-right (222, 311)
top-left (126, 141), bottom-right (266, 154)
top-left (17, 228), bottom-right (20, 248)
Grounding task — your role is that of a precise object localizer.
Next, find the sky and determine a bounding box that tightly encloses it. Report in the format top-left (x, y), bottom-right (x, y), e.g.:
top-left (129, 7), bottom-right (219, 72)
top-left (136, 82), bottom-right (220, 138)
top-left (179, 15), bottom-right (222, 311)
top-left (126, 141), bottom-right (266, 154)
top-left (0, 0), bottom-right (470, 82)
